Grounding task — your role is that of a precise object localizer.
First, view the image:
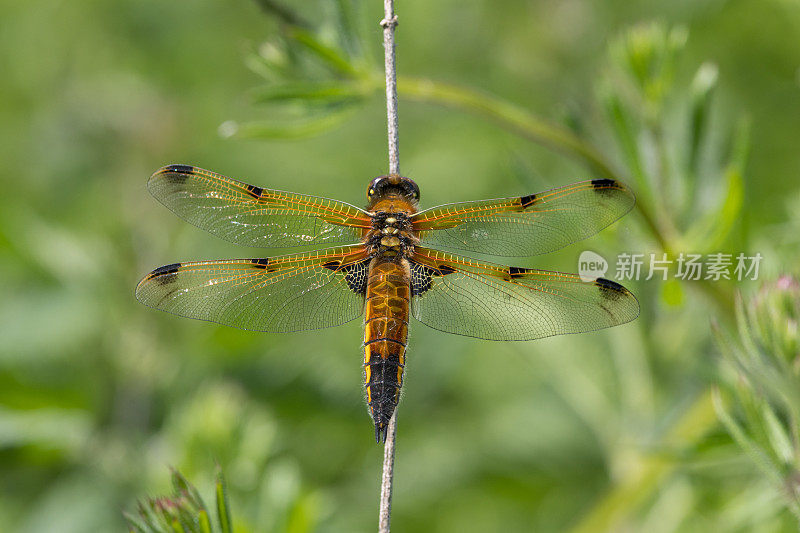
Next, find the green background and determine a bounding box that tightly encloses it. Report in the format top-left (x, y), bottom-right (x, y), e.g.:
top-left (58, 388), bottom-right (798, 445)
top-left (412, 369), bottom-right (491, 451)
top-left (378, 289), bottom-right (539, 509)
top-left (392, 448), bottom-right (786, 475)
top-left (1, 0), bottom-right (799, 531)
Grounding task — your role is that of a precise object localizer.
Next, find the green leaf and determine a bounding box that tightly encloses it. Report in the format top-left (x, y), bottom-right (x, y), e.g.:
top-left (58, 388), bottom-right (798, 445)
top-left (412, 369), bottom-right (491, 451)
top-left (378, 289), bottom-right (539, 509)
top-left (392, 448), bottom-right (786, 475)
top-left (683, 146), bottom-right (744, 251)
top-left (197, 510), bottom-right (212, 533)
top-left (688, 62), bottom-right (719, 175)
top-left (332, 0), bottom-right (368, 63)
top-left (171, 468), bottom-right (208, 514)
top-left (250, 80), bottom-right (371, 105)
top-left (216, 470), bottom-right (233, 533)
top-left (170, 518), bottom-right (185, 533)
top-left (252, 0), bottom-right (309, 28)
top-left (124, 511), bottom-right (150, 533)
top-left (245, 42), bottom-right (292, 82)
top-left (288, 27), bottom-right (360, 78)
top-left (762, 401), bottom-right (794, 468)
top-left (227, 105), bottom-right (358, 140)
top-left (600, 85), bottom-right (647, 189)
top-left (127, 469), bottom-right (236, 533)
top-left (712, 388), bottom-right (783, 485)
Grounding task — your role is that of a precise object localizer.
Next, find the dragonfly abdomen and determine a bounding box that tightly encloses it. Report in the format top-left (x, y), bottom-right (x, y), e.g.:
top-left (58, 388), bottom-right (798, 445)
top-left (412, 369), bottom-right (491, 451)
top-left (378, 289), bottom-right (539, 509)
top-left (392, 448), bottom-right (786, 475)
top-left (363, 257), bottom-right (410, 442)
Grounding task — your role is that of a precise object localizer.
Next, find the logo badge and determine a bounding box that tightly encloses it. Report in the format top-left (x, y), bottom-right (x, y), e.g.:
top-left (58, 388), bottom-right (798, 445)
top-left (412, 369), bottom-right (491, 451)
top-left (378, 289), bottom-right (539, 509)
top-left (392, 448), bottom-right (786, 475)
top-left (578, 250), bottom-right (608, 282)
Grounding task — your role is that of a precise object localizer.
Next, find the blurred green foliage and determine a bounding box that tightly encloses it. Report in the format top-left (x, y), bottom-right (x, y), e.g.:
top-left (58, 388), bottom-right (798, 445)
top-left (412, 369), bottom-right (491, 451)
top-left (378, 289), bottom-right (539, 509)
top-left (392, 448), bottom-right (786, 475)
top-left (2, 0), bottom-right (800, 532)
top-left (126, 469), bottom-right (231, 533)
top-left (714, 277), bottom-right (800, 520)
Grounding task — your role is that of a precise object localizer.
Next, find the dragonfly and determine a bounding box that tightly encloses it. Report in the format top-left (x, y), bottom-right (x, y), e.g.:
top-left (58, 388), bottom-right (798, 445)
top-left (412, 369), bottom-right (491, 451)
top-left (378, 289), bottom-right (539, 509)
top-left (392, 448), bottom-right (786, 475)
top-left (136, 165), bottom-right (639, 442)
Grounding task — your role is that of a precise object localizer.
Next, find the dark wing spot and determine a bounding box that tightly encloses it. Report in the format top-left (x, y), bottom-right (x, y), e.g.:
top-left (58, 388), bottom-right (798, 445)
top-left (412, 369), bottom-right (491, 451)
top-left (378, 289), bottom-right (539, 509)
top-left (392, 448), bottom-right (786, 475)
top-left (149, 263), bottom-right (181, 285)
top-left (151, 263), bottom-right (181, 276)
top-left (322, 260), bottom-right (341, 271)
top-left (161, 165), bottom-right (194, 184)
top-left (246, 184), bottom-right (263, 199)
top-left (437, 264), bottom-right (457, 275)
top-left (596, 277), bottom-right (627, 300)
top-left (508, 266), bottom-right (530, 278)
top-left (519, 194), bottom-right (537, 208)
top-left (164, 164), bottom-right (195, 174)
top-left (591, 178), bottom-right (619, 189)
top-left (250, 258), bottom-right (269, 269)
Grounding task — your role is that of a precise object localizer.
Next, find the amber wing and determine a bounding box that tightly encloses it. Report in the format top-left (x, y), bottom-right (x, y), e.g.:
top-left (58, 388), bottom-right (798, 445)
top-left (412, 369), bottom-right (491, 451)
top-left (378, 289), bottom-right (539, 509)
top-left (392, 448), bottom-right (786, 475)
top-left (136, 246), bottom-right (370, 332)
top-left (148, 165), bottom-right (372, 248)
top-left (412, 179), bottom-right (634, 257)
top-left (409, 247), bottom-right (639, 341)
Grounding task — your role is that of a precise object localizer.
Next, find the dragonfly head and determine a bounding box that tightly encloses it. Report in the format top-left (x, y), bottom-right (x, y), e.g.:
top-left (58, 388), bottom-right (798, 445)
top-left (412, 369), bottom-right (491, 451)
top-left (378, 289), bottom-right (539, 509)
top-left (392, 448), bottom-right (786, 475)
top-left (367, 174), bottom-right (420, 207)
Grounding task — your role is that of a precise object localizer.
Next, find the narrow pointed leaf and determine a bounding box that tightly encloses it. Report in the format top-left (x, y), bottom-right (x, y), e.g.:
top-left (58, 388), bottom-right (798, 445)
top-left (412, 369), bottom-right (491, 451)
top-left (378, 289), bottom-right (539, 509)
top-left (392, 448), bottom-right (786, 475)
top-left (124, 512), bottom-right (150, 533)
top-left (231, 105), bottom-right (358, 139)
top-left (713, 389), bottom-right (783, 484)
top-left (688, 62), bottom-right (718, 174)
top-left (250, 80), bottom-right (370, 105)
top-left (198, 510), bottom-right (212, 533)
top-left (216, 470), bottom-right (233, 533)
top-left (762, 402), bottom-right (794, 467)
top-left (288, 27), bottom-right (359, 77)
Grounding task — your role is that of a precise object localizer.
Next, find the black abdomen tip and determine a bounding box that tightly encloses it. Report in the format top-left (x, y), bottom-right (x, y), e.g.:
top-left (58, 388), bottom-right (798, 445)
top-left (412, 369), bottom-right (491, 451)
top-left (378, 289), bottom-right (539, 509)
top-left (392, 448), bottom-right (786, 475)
top-left (375, 423), bottom-right (387, 443)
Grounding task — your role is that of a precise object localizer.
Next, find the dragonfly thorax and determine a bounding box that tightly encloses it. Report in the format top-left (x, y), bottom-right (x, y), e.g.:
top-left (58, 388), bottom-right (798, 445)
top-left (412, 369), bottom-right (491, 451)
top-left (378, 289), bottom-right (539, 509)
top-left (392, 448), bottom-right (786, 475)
top-left (367, 211), bottom-right (416, 257)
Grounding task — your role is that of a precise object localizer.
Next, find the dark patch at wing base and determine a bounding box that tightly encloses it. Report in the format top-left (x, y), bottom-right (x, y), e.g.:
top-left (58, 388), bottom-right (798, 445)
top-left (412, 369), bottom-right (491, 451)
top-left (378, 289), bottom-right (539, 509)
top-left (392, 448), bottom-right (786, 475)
top-left (322, 259), bottom-right (369, 294)
top-left (344, 261), bottom-right (369, 294)
top-left (410, 260), bottom-right (456, 296)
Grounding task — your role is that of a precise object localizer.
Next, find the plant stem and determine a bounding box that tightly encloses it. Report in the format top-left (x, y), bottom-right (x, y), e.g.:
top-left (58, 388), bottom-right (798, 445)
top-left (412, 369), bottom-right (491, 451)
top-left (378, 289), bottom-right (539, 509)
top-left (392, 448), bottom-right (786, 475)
top-left (383, 1), bottom-right (400, 176)
top-left (379, 2), bottom-right (399, 532)
top-left (380, 412), bottom-right (398, 533)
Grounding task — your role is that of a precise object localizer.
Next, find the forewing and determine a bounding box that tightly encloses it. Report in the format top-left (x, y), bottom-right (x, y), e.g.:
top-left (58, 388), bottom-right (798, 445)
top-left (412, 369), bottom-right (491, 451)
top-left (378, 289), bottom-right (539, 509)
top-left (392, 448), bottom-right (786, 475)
top-left (148, 165), bottom-right (372, 248)
top-left (136, 246), bottom-right (370, 333)
top-left (412, 179), bottom-right (635, 257)
top-left (410, 248), bottom-right (639, 341)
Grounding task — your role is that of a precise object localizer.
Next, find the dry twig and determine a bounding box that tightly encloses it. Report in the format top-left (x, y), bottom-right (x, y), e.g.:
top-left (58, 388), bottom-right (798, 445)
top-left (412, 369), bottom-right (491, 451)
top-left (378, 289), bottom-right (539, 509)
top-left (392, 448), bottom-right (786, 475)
top-left (378, 1), bottom-right (399, 532)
